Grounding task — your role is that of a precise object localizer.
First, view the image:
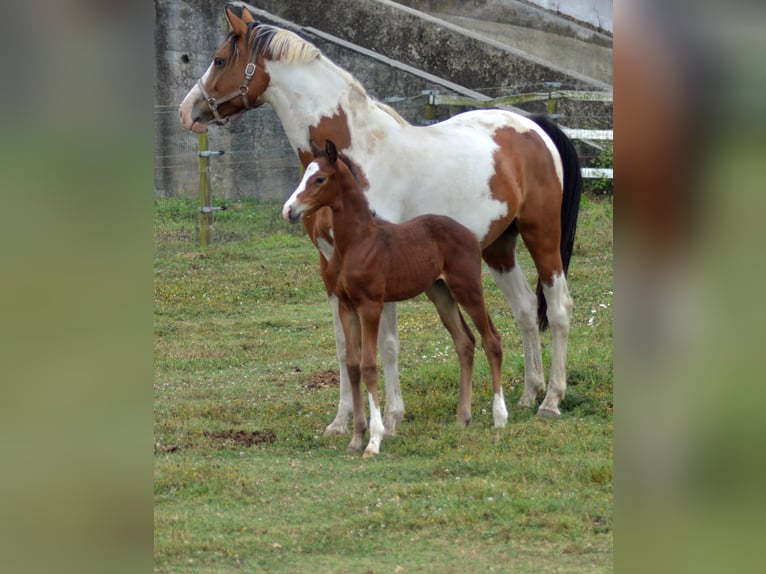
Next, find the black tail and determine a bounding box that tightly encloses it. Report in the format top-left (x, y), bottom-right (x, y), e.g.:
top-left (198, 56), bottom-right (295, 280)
top-left (529, 114), bottom-right (583, 331)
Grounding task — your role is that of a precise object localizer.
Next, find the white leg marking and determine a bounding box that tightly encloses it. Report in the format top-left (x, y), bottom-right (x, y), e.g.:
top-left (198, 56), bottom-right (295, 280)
top-left (364, 393), bottom-right (385, 457)
top-left (538, 272), bottom-right (573, 417)
top-left (493, 389), bottom-right (509, 428)
top-left (378, 302), bottom-right (404, 435)
top-left (488, 265), bottom-right (546, 407)
top-left (323, 295), bottom-right (353, 436)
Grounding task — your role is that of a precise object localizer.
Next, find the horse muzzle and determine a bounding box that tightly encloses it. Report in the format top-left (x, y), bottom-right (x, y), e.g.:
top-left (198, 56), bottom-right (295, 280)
top-left (282, 204), bottom-right (304, 224)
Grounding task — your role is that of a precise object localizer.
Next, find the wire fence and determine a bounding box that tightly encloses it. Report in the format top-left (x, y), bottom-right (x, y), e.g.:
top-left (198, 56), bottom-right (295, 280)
top-left (155, 84), bottom-right (611, 201)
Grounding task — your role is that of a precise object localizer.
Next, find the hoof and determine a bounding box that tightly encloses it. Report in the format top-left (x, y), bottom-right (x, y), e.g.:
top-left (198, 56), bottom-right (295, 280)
top-left (383, 412), bottom-right (403, 436)
top-left (363, 449), bottom-right (378, 458)
top-left (517, 396), bottom-right (537, 408)
top-left (323, 419), bottom-right (350, 437)
top-left (347, 443), bottom-right (361, 453)
top-left (536, 408), bottom-right (560, 418)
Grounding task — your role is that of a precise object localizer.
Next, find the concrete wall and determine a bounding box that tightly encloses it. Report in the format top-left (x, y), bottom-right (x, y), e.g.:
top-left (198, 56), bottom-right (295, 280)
top-left (527, 0), bottom-right (612, 33)
top-left (155, 3), bottom-right (472, 200)
top-left (155, 0), bottom-right (611, 200)
top-left (396, 0), bottom-right (612, 44)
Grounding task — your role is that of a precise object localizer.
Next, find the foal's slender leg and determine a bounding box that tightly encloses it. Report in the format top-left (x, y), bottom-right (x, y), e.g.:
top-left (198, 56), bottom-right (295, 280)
top-left (323, 298), bottom-right (402, 437)
top-left (425, 281), bottom-right (476, 426)
top-left (378, 302), bottom-right (404, 435)
top-left (444, 274), bottom-right (508, 428)
top-left (338, 299), bottom-right (367, 452)
top-left (358, 301), bottom-right (386, 457)
top-left (484, 231), bottom-right (546, 408)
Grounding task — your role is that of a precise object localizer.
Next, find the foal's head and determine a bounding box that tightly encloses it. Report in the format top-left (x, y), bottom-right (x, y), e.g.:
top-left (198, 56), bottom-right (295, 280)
top-left (282, 140), bottom-right (352, 223)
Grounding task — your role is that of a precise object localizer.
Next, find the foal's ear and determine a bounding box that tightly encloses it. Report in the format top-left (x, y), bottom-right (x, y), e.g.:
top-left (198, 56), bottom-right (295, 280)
top-left (325, 140), bottom-right (338, 164)
top-left (309, 140), bottom-right (322, 158)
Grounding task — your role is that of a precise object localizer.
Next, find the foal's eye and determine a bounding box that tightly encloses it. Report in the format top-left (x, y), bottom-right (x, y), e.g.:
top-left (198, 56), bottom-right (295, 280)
top-left (213, 57), bottom-right (225, 68)
top-left (314, 177), bottom-right (326, 185)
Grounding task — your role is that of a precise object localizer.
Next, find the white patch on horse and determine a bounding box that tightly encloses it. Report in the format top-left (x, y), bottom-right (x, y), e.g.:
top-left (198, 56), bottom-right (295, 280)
top-left (282, 162), bottom-right (320, 220)
top-left (316, 237), bottom-right (333, 261)
top-left (179, 62), bottom-right (214, 131)
top-left (492, 389), bottom-right (509, 428)
top-left (348, 114), bottom-right (510, 241)
top-left (365, 392), bottom-right (385, 456)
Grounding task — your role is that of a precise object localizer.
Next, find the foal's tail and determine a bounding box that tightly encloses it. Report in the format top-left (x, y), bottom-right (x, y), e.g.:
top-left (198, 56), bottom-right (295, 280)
top-left (529, 114), bottom-right (583, 330)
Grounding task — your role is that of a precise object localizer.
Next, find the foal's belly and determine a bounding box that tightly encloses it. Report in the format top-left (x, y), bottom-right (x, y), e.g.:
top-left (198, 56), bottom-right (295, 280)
top-left (380, 255), bottom-right (442, 303)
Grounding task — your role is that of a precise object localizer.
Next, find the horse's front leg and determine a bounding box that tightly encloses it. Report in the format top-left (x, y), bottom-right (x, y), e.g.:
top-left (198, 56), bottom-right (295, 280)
top-left (488, 265), bottom-right (546, 407)
top-left (339, 300), bottom-right (367, 452)
top-left (378, 302), bottom-right (404, 435)
top-left (323, 295), bottom-right (354, 436)
top-left (360, 303), bottom-right (385, 457)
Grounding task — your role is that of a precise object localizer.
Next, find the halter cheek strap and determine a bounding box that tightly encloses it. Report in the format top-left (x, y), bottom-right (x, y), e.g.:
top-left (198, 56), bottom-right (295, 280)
top-left (198, 59), bottom-right (258, 126)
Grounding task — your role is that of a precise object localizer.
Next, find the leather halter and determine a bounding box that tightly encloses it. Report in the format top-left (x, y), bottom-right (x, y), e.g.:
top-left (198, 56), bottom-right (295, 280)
top-left (197, 54), bottom-right (258, 126)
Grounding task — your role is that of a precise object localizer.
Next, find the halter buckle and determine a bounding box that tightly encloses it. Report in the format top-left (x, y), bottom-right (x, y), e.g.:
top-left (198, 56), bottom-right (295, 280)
top-left (244, 62), bottom-right (256, 78)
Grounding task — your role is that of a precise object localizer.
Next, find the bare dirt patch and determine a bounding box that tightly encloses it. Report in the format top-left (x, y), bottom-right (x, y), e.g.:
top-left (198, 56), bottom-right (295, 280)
top-left (205, 429), bottom-right (277, 448)
top-left (302, 369), bottom-right (340, 390)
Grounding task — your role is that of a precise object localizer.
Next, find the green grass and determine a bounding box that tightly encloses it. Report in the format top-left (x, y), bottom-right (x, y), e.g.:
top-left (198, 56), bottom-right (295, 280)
top-left (154, 195), bottom-right (613, 572)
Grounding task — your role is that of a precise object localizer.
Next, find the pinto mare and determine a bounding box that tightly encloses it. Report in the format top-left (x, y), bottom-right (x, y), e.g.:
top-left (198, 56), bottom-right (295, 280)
top-left (178, 2), bottom-right (583, 430)
top-left (283, 140), bottom-right (505, 456)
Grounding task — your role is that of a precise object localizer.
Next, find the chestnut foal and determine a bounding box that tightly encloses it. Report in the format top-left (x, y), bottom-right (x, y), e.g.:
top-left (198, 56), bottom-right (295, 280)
top-left (283, 141), bottom-right (506, 456)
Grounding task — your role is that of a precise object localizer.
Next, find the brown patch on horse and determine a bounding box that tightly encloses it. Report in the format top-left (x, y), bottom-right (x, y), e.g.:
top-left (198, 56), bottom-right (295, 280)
top-left (484, 126), bottom-right (563, 285)
top-left (307, 109), bottom-right (352, 160)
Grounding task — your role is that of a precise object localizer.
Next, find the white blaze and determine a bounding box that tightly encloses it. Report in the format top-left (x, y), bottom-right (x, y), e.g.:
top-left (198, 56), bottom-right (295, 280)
top-left (282, 162), bottom-right (320, 220)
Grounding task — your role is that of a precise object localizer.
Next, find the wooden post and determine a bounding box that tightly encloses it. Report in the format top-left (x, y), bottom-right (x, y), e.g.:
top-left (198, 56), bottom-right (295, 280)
top-left (423, 90), bottom-right (438, 124)
top-left (544, 82), bottom-right (562, 120)
top-left (198, 133), bottom-right (212, 249)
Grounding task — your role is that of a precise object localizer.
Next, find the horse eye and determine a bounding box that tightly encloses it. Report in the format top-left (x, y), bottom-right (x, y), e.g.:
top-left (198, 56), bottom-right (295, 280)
top-left (314, 176), bottom-right (326, 185)
top-left (214, 57), bottom-right (225, 68)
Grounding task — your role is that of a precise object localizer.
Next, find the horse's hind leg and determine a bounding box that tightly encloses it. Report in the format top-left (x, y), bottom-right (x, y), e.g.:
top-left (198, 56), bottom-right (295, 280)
top-left (537, 271), bottom-right (573, 417)
top-left (378, 302), bottom-right (404, 435)
top-left (425, 281), bottom-right (475, 426)
top-left (444, 272), bottom-right (508, 428)
top-left (519, 216), bottom-right (574, 418)
top-left (483, 229), bottom-right (546, 408)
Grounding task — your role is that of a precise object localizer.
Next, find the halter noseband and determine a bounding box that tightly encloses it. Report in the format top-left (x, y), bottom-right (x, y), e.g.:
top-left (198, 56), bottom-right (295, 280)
top-left (197, 56), bottom-right (258, 126)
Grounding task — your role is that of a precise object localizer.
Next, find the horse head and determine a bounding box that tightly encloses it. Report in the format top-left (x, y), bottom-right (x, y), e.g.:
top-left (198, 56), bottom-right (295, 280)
top-left (179, 3), bottom-right (271, 133)
top-left (282, 141), bottom-right (342, 223)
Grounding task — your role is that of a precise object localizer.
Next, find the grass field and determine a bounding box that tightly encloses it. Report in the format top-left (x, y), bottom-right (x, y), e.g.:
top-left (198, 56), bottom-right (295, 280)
top-left (154, 194), bottom-right (613, 572)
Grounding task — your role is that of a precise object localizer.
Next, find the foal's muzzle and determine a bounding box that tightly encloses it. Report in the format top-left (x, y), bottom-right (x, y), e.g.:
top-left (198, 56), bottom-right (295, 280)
top-left (283, 203), bottom-right (307, 224)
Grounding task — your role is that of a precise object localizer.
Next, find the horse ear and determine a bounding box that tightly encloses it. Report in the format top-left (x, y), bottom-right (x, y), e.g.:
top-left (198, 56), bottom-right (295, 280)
top-left (241, 9), bottom-right (256, 24)
top-left (309, 140), bottom-right (322, 158)
top-left (224, 3), bottom-right (249, 36)
top-left (326, 140), bottom-right (338, 164)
